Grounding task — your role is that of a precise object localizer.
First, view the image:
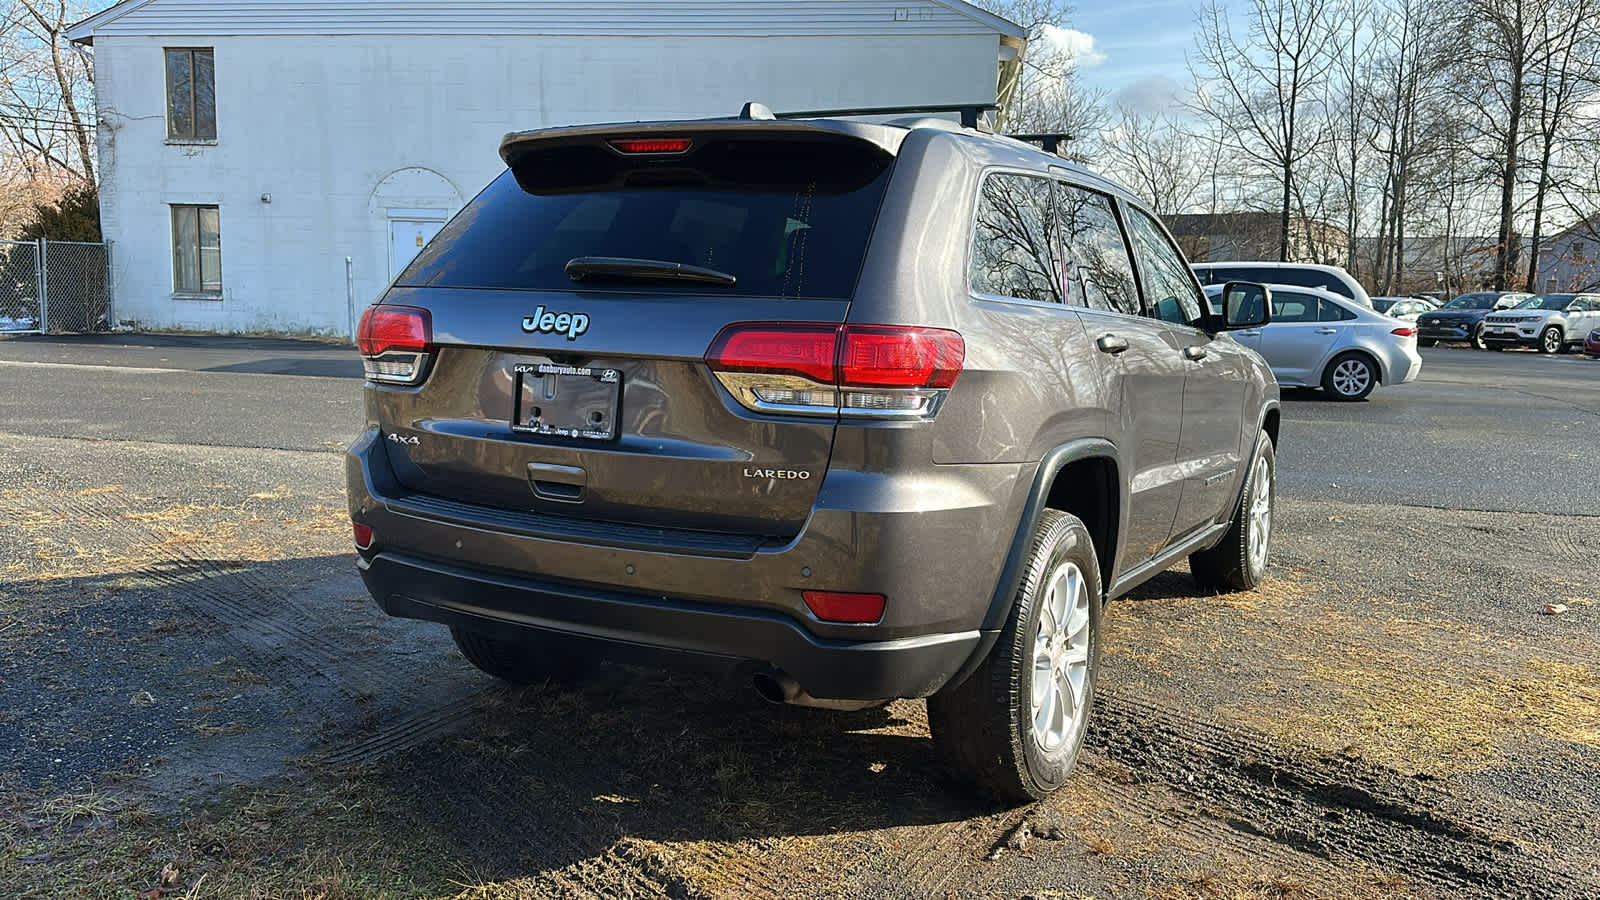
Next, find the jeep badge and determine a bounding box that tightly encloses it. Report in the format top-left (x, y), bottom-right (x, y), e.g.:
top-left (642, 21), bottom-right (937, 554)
top-left (522, 306), bottom-right (590, 341)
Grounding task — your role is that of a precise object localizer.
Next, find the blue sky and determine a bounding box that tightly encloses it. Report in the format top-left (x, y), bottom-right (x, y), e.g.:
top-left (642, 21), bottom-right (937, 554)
top-left (1060, 0), bottom-right (1207, 114)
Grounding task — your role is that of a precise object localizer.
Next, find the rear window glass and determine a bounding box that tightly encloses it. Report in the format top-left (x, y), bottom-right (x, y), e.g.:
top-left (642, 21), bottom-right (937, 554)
top-left (397, 137), bottom-right (893, 300)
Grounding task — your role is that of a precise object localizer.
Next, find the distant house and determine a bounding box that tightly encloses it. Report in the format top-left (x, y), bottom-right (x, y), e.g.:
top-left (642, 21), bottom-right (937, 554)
top-left (66, 0), bottom-right (1024, 337)
top-left (1354, 235), bottom-right (1510, 296)
top-left (1165, 212), bottom-right (1347, 266)
top-left (1535, 217), bottom-right (1600, 293)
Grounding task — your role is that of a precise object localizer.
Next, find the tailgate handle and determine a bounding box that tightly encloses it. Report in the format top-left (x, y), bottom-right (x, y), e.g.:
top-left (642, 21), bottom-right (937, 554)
top-left (527, 462), bottom-right (586, 503)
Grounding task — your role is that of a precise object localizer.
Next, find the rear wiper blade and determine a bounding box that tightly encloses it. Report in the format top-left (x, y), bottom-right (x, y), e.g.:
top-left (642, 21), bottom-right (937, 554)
top-left (565, 256), bottom-right (737, 286)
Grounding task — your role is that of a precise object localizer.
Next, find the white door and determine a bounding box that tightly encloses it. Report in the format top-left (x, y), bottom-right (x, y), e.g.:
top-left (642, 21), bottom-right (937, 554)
top-left (389, 218), bottom-right (445, 279)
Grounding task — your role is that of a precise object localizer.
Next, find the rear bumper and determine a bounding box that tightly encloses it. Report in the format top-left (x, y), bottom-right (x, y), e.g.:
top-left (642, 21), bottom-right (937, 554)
top-left (359, 550), bottom-right (981, 699)
top-left (346, 427), bottom-right (1025, 699)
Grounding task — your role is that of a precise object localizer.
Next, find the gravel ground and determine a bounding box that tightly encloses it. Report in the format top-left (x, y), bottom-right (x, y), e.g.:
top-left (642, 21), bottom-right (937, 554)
top-left (0, 336), bottom-right (1597, 899)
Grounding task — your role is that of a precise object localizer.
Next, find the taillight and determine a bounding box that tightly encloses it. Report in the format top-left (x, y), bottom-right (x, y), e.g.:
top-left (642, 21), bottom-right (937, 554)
top-left (839, 326), bottom-right (964, 388)
top-left (357, 305), bottom-right (433, 385)
top-left (705, 324), bottom-right (838, 383)
top-left (705, 323), bottom-right (964, 419)
top-left (1391, 326), bottom-right (1417, 337)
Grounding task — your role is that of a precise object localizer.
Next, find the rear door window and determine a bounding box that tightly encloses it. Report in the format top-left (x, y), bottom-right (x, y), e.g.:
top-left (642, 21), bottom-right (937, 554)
top-left (1055, 184), bottom-right (1140, 315)
top-left (1271, 292), bottom-right (1318, 322)
top-left (398, 137), bottom-right (893, 300)
top-left (970, 172), bottom-right (1059, 304)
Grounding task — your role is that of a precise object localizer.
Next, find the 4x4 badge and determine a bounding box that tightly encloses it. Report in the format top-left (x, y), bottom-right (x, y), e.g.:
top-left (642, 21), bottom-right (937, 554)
top-left (522, 306), bottom-right (590, 341)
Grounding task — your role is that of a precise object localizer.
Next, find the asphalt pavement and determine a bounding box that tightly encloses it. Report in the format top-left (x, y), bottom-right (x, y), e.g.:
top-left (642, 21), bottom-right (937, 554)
top-left (0, 333), bottom-right (1593, 513)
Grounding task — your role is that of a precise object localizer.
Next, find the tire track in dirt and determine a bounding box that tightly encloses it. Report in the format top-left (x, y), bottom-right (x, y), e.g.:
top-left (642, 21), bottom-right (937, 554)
top-left (56, 489), bottom-right (396, 697)
top-left (42, 487), bottom-right (450, 769)
top-left (1089, 690), bottom-right (1596, 898)
top-left (319, 702), bottom-right (478, 766)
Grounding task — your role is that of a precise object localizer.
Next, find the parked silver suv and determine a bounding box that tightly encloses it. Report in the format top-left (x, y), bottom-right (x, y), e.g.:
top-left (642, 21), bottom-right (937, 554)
top-left (347, 104), bottom-right (1281, 800)
top-left (1480, 293), bottom-right (1600, 353)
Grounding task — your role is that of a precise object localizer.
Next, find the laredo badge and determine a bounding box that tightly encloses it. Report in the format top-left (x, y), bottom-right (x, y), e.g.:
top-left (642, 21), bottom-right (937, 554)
top-left (522, 306), bottom-right (590, 341)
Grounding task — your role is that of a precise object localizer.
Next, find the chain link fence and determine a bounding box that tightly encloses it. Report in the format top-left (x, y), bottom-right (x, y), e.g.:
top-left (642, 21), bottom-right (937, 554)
top-left (0, 240), bottom-right (42, 333)
top-left (0, 238), bottom-right (111, 335)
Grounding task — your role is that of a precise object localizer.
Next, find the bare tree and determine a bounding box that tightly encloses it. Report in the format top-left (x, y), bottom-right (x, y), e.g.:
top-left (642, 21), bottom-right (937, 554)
top-left (1099, 108), bottom-right (1203, 216)
top-left (1519, 0), bottom-right (1600, 290)
top-left (1325, 0), bottom-right (1373, 275)
top-left (1189, 0), bottom-right (1336, 261)
top-left (971, 0), bottom-right (1107, 158)
top-left (1448, 0), bottom-right (1550, 291)
top-left (0, 0), bottom-right (95, 182)
top-left (1364, 0), bottom-right (1452, 292)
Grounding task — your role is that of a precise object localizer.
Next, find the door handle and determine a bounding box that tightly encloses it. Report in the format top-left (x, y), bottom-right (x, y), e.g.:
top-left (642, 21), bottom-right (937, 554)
top-left (1236, 329), bottom-right (1261, 337)
top-left (1182, 346), bottom-right (1208, 361)
top-left (1096, 334), bottom-right (1129, 355)
top-left (1315, 327), bottom-right (1338, 334)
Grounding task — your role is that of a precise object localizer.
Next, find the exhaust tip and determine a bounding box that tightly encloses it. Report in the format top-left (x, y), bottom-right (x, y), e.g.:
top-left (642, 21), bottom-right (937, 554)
top-left (751, 670), bottom-right (799, 704)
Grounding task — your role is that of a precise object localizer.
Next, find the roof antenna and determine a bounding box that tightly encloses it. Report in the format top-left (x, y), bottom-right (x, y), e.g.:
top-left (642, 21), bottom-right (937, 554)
top-left (739, 101), bottom-right (776, 121)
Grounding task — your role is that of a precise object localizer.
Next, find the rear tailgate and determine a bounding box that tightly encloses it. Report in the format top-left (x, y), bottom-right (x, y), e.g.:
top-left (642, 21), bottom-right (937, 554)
top-left (368, 123), bottom-right (900, 540)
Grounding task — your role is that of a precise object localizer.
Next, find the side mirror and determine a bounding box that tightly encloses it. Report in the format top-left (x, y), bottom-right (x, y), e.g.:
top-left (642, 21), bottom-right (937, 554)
top-left (1218, 281), bottom-right (1272, 330)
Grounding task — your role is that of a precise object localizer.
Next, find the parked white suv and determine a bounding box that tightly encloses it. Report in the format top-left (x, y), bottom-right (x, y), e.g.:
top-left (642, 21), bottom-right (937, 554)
top-left (1480, 293), bottom-right (1600, 354)
top-left (1193, 261), bottom-right (1373, 309)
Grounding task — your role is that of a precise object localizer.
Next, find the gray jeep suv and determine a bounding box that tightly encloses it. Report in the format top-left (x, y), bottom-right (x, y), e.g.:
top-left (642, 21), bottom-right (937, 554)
top-left (347, 105), bottom-right (1281, 800)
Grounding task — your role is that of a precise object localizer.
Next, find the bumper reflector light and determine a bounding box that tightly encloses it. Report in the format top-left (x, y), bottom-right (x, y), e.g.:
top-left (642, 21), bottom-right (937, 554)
top-left (353, 522), bottom-right (374, 550)
top-left (803, 590), bottom-right (886, 624)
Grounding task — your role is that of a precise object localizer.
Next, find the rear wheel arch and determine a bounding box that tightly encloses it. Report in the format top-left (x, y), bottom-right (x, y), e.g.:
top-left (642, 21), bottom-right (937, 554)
top-left (1042, 456), bottom-right (1119, 595)
top-left (944, 440), bottom-right (1121, 692)
top-left (1337, 347), bottom-right (1383, 383)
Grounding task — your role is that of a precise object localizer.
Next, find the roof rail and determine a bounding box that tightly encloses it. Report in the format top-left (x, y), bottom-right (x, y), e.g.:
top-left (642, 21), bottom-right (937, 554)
top-left (770, 103), bottom-right (997, 131)
top-left (1006, 133), bottom-right (1074, 154)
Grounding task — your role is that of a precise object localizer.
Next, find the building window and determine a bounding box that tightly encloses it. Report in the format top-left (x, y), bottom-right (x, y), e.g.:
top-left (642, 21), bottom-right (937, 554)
top-left (172, 205), bottom-right (221, 295)
top-left (165, 48), bottom-right (216, 141)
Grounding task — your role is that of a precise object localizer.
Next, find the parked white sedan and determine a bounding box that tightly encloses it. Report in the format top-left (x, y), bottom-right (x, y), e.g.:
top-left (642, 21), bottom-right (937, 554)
top-left (1207, 283), bottom-right (1422, 401)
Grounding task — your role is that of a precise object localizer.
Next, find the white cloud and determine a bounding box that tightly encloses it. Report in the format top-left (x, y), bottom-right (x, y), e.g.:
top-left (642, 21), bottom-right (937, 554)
top-left (1036, 25), bottom-right (1108, 69)
top-left (1114, 75), bottom-right (1183, 115)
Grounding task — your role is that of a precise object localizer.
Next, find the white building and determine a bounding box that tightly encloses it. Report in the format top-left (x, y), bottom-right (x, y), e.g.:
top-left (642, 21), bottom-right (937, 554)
top-left (67, 1), bottom-right (1023, 337)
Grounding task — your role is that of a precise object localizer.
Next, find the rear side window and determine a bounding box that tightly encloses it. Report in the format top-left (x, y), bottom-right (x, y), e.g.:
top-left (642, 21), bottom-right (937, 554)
top-left (1056, 185), bottom-right (1140, 315)
top-left (1319, 298), bottom-right (1356, 321)
top-left (970, 172), bottom-right (1059, 304)
top-left (398, 138), bottom-right (893, 300)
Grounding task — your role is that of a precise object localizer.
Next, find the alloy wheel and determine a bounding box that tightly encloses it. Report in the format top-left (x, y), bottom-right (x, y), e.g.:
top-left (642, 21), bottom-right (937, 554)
top-left (1030, 562), bottom-right (1092, 752)
top-left (1247, 454), bottom-right (1272, 574)
top-left (1331, 358), bottom-right (1372, 397)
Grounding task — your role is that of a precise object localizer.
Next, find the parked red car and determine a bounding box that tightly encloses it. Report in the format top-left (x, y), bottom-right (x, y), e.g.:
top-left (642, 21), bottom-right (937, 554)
top-left (1585, 327), bottom-right (1600, 358)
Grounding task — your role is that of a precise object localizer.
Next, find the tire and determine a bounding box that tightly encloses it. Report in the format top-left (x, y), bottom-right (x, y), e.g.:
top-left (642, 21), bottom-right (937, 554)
top-left (1418, 338), bottom-right (1436, 348)
top-left (1539, 327), bottom-right (1564, 355)
top-left (1321, 351), bottom-right (1377, 401)
top-left (927, 509), bottom-right (1102, 803)
top-left (1471, 323), bottom-right (1489, 350)
top-left (1191, 438), bottom-right (1275, 592)
top-left (450, 626), bottom-right (587, 685)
